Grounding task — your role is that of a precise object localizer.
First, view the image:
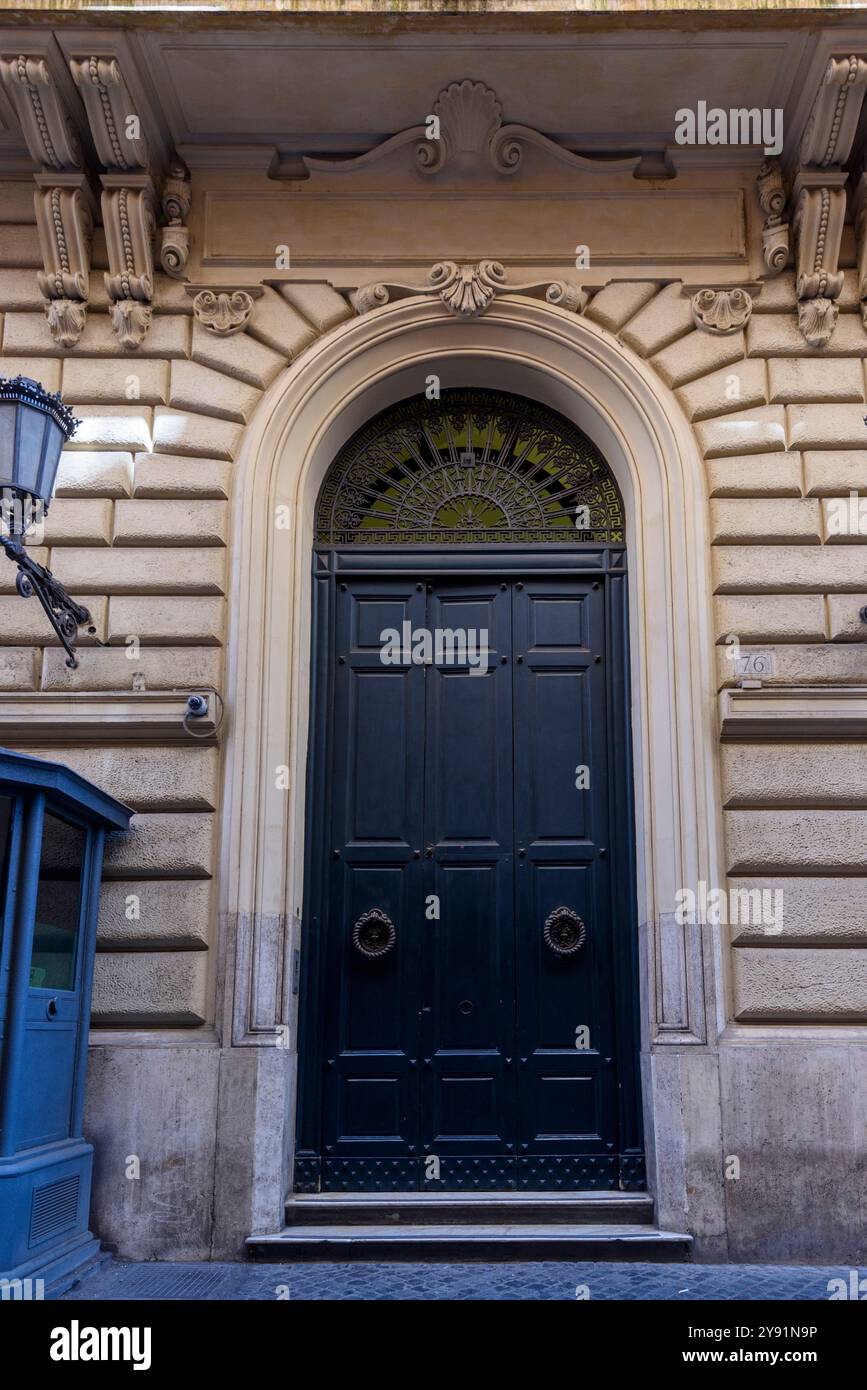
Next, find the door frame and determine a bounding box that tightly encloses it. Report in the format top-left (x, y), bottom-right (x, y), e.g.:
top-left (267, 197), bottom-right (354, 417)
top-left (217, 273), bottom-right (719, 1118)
top-left (215, 295), bottom-right (725, 1246)
top-left (295, 543), bottom-right (643, 1192)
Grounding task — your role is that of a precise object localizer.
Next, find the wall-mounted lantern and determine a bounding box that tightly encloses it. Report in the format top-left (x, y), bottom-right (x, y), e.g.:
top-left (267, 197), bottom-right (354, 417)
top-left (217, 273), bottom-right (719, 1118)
top-left (0, 748), bottom-right (131, 1295)
top-left (0, 376), bottom-right (94, 669)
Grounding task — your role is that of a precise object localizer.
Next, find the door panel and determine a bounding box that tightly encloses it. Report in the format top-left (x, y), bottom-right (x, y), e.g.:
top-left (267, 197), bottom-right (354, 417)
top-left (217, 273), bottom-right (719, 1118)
top-left (513, 580), bottom-right (618, 1169)
top-left (298, 560), bottom-right (642, 1193)
top-left (422, 583), bottom-right (514, 1162)
top-left (322, 581), bottom-right (425, 1160)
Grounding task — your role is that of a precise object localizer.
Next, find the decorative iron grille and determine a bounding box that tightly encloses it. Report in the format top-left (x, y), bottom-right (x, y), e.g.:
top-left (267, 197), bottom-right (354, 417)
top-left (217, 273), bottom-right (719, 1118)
top-left (315, 389), bottom-right (625, 545)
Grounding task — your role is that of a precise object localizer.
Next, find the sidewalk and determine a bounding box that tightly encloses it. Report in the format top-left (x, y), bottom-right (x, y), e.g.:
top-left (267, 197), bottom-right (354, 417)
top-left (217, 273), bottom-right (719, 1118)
top-left (57, 1259), bottom-right (858, 1301)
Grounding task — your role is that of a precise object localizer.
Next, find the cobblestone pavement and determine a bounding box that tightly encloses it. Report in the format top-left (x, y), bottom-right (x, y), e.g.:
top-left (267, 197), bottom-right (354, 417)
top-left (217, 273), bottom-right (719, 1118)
top-left (59, 1260), bottom-right (861, 1301)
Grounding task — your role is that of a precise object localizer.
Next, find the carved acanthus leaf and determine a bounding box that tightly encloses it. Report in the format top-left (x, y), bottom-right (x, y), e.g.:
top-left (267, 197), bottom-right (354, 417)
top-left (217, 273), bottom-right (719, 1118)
top-left (44, 297), bottom-right (88, 351)
top-left (797, 296), bottom-right (838, 349)
top-left (352, 261), bottom-right (587, 320)
top-left (691, 288), bottom-right (753, 335)
top-left (0, 54), bottom-right (81, 169)
top-left (192, 289), bottom-right (255, 337)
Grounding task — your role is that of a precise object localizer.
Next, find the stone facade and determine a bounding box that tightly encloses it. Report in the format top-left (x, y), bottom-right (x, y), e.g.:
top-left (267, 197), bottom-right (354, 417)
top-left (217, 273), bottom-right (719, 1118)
top-left (0, 4), bottom-right (866, 1264)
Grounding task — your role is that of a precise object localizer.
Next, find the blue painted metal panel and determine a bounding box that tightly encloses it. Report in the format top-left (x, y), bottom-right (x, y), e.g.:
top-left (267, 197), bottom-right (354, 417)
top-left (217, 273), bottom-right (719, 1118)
top-left (0, 747), bottom-right (132, 1291)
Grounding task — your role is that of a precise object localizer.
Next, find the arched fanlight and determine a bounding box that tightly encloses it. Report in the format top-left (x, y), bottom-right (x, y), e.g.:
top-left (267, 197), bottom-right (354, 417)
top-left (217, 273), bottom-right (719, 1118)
top-left (315, 388), bottom-right (625, 547)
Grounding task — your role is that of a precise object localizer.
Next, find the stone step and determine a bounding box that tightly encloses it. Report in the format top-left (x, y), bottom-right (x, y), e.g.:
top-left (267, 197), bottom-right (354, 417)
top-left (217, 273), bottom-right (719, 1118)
top-left (249, 1222), bottom-right (692, 1263)
top-left (285, 1190), bottom-right (655, 1227)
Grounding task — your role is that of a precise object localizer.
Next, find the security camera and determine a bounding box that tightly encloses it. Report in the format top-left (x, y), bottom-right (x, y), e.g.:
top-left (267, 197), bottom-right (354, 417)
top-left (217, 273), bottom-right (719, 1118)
top-left (186, 693), bottom-right (209, 718)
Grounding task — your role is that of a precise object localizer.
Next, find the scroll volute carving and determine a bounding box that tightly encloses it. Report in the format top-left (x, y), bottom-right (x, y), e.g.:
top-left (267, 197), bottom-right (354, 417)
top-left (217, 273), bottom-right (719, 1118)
top-left (160, 163), bottom-right (191, 280)
top-left (0, 54), bottom-right (81, 170)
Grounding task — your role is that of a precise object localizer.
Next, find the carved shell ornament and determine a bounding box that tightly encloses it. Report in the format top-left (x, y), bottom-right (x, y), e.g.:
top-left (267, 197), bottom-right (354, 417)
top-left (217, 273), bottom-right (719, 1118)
top-left (304, 79), bottom-right (640, 179)
top-left (352, 260), bottom-right (587, 321)
top-left (192, 290), bottom-right (255, 337)
top-left (691, 288), bottom-right (753, 335)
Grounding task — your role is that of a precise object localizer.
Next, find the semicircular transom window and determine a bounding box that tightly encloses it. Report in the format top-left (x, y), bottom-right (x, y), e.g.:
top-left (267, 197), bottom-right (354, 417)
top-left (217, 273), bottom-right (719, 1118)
top-left (315, 389), bottom-right (625, 546)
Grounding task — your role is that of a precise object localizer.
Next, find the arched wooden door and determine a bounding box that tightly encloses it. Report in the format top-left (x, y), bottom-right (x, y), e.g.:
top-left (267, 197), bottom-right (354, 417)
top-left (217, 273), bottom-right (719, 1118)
top-left (294, 389), bottom-right (644, 1193)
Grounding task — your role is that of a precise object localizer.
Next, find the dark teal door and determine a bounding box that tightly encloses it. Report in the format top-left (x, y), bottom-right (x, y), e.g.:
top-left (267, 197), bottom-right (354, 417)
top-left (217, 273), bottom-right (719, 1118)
top-left (295, 559), bottom-right (644, 1193)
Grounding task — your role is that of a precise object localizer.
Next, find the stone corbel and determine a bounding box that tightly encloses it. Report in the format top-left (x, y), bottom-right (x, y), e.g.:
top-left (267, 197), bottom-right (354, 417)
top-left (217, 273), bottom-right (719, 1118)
top-left (68, 55), bottom-right (148, 172)
top-left (0, 54), bottom-right (96, 348)
top-left (101, 173), bottom-right (155, 348)
top-left (159, 162), bottom-right (191, 279)
top-left (33, 173), bottom-right (95, 349)
top-left (792, 171), bottom-right (847, 348)
top-left (853, 172), bottom-right (867, 330)
top-left (789, 55), bottom-right (867, 347)
top-left (0, 54), bottom-right (81, 170)
top-left (756, 159), bottom-right (789, 274)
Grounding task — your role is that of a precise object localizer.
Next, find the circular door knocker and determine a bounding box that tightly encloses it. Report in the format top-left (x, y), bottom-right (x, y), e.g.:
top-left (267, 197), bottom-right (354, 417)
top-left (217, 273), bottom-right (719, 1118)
top-left (352, 909), bottom-right (396, 960)
top-left (543, 906), bottom-right (587, 958)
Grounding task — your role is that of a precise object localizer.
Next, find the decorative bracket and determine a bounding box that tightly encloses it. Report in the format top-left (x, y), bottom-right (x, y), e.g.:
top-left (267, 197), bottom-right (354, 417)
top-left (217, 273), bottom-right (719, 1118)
top-left (352, 260), bottom-right (586, 320)
top-left (790, 55), bottom-right (867, 347)
top-left (33, 173), bottom-right (96, 349)
top-left (68, 55), bottom-right (148, 171)
top-left (101, 173), bottom-right (156, 348)
top-left (1, 536), bottom-right (92, 669)
top-left (0, 54), bottom-right (95, 349)
top-left (305, 79), bottom-right (640, 180)
top-left (69, 55), bottom-right (156, 348)
top-left (0, 53), bottom-right (81, 170)
top-left (853, 172), bottom-right (867, 330)
top-left (756, 159), bottom-right (789, 275)
top-left (159, 162), bottom-right (191, 279)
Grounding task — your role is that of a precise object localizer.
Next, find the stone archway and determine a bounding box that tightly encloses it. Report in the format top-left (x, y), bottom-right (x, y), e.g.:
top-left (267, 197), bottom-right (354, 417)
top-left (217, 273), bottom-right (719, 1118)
top-left (212, 293), bottom-right (724, 1250)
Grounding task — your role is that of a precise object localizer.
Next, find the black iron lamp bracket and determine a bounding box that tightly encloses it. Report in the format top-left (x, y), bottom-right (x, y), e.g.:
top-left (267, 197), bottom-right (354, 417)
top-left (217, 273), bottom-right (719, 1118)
top-left (1, 535), bottom-right (93, 669)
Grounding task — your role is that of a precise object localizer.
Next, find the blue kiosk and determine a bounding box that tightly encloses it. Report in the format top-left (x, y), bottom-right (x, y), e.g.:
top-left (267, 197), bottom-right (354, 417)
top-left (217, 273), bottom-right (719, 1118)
top-left (0, 749), bottom-right (131, 1294)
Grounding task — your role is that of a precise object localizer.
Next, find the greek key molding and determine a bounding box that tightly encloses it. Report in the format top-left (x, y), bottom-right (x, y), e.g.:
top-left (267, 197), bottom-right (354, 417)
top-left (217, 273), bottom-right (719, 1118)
top-left (352, 260), bottom-right (587, 320)
top-left (304, 78), bottom-right (639, 179)
top-left (691, 287), bottom-right (752, 335)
